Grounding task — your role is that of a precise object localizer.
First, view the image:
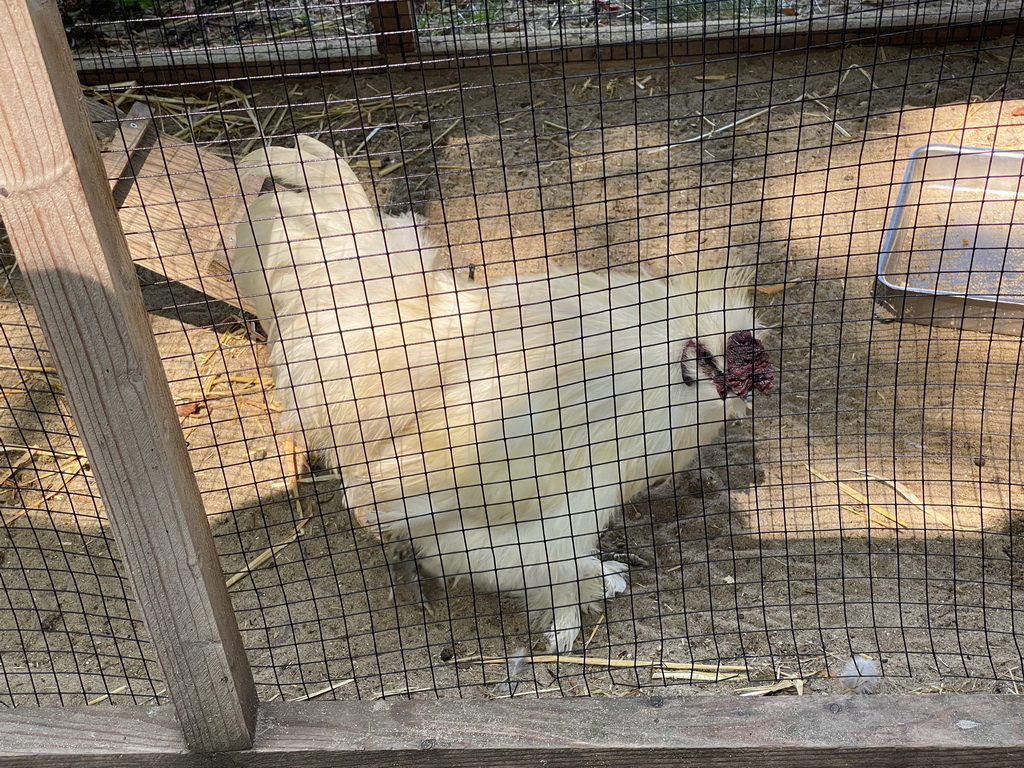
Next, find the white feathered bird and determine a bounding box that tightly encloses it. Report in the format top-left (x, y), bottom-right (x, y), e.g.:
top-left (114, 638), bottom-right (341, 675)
top-left (233, 136), bottom-right (774, 651)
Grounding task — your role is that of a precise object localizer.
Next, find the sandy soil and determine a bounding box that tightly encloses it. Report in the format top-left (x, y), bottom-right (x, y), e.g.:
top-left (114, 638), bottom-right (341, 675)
top-left (2, 38), bottom-right (1024, 707)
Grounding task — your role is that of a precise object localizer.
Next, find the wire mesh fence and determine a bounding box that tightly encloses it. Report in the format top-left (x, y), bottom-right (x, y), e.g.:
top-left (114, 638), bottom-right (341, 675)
top-left (0, 234), bottom-right (164, 707)
top-left (1, 0), bottom-right (1023, 720)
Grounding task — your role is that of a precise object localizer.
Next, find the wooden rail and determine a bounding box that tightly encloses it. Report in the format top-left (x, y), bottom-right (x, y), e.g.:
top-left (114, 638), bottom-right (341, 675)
top-left (1, 695), bottom-right (1024, 766)
top-left (69, 4), bottom-right (1023, 85)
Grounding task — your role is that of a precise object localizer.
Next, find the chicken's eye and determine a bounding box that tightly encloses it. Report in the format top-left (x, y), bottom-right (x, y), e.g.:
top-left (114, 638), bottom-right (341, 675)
top-left (682, 341), bottom-right (719, 387)
top-left (698, 350), bottom-right (718, 371)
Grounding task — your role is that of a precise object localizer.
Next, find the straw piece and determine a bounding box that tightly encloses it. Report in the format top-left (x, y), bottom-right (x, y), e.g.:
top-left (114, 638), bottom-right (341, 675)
top-left (756, 281), bottom-right (798, 296)
top-left (87, 684), bottom-right (129, 705)
top-left (805, 463), bottom-right (909, 529)
top-left (225, 505), bottom-right (313, 589)
top-left (854, 470), bottom-right (967, 532)
top-left (0, 449), bottom-right (34, 486)
top-left (490, 685), bottom-right (561, 699)
top-left (454, 654), bottom-right (746, 672)
top-left (289, 679), bottom-right (355, 702)
top-left (1, 442), bottom-right (85, 460)
top-left (43, 455), bottom-right (92, 501)
top-left (677, 106), bottom-right (771, 144)
top-left (672, 67), bottom-right (862, 147)
top-left (0, 364), bottom-right (57, 374)
top-left (842, 505), bottom-right (897, 530)
top-left (852, 470), bottom-right (931, 516)
top-left (653, 669), bottom-right (739, 682)
top-left (379, 118), bottom-right (463, 177)
top-left (373, 686), bottom-right (433, 699)
top-left (583, 615), bottom-right (604, 649)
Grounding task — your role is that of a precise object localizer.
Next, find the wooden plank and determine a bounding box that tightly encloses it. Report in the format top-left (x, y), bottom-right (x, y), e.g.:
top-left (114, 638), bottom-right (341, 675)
top-left (115, 137), bottom-right (249, 306)
top-left (99, 100), bottom-right (155, 208)
top-left (0, 705), bottom-right (188, 765)
top-left (205, 166), bottom-right (268, 295)
top-left (70, 6), bottom-right (1023, 83)
top-left (414, 6), bottom-right (1023, 59)
top-left (0, 0), bottom-right (256, 753)
top-left (1, 695), bottom-right (1024, 767)
top-left (250, 695), bottom-right (1024, 766)
top-left (83, 97), bottom-right (255, 314)
top-left (73, 37), bottom-right (382, 85)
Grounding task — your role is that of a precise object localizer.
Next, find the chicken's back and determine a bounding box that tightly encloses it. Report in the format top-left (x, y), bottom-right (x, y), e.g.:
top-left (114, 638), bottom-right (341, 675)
top-left (231, 137), bottom-right (455, 474)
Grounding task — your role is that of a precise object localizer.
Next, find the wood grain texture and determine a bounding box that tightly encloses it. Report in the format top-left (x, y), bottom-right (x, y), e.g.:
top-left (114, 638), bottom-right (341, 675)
top-left (0, 705), bottom-right (188, 764)
top-left (86, 98), bottom-right (256, 313)
top-left (369, 0), bottom-right (417, 59)
top-left (101, 100), bottom-right (156, 208)
top-left (1, 696), bottom-right (1023, 767)
top-left (412, 6), bottom-right (1023, 56)
top-left (73, 37), bottom-right (381, 85)
top-left (0, 0), bottom-right (256, 752)
top-left (249, 695), bottom-right (1024, 767)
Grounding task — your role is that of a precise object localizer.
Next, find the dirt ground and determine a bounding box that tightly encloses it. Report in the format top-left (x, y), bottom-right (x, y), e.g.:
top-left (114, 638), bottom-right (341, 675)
top-left (2, 37), bottom-right (1024, 707)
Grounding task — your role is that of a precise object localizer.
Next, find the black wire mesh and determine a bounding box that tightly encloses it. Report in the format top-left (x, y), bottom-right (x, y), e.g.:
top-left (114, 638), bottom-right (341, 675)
top-left (0, 230), bottom-right (164, 707)
top-left (1, 0), bottom-right (1023, 709)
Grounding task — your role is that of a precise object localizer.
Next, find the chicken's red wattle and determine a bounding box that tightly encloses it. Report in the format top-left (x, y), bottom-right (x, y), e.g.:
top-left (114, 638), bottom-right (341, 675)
top-left (724, 330), bottom-right (774, 398)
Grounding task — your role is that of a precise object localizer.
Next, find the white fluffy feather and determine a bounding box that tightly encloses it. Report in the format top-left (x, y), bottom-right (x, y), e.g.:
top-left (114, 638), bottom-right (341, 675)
top-left (233, 136), bottom-right (769, 651)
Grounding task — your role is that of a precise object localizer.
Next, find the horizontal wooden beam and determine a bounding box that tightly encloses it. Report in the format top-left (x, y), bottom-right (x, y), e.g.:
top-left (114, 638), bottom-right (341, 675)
top-left (71, 7), bottom-right (1023, 84)
top-left (0, 695), bottom-right (1022, 767)
top-left (0, 706), bottom-right (188, 765)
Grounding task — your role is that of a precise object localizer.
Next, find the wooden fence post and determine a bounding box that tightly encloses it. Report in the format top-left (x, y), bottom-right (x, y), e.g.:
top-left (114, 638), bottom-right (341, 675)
top-left (370, 0), bottom-right (418, 59)
top-left (0, 0), bottom-right (256, 752)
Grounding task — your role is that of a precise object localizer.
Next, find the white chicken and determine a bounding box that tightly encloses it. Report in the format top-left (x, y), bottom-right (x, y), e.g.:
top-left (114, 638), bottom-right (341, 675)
top-left (232, 136), bottom-right (774, 651)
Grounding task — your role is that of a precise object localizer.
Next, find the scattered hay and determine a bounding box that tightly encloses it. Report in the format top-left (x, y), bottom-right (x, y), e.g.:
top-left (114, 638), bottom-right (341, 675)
top-left (455, 653), bottom-right (746, 683)
top-left (805, 463), bottom-right (908, 530)
top-left (734, 679), bottom-right (804, 696)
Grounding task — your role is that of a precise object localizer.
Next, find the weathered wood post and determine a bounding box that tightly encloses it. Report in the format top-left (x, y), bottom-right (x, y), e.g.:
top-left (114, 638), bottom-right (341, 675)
top-left (370, 0), bottom-right (418, 59)
top-left (0, 0), bottom-right (256, 752)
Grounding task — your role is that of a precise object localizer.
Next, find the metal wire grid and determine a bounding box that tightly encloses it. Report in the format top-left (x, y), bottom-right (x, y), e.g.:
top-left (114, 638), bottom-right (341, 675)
top-left (2, 3), bottom-right (1024, 707)
top-left (0, 243), bottom-right (164, 707)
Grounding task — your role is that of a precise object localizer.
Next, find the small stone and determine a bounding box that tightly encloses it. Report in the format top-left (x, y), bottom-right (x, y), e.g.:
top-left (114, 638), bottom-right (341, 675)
top-left (974, 456), bottom-right (986, 467)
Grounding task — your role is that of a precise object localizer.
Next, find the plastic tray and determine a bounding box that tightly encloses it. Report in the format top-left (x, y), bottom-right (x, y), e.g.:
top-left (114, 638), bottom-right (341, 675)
top-left (875, 144), bottom-right (1024, 336)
